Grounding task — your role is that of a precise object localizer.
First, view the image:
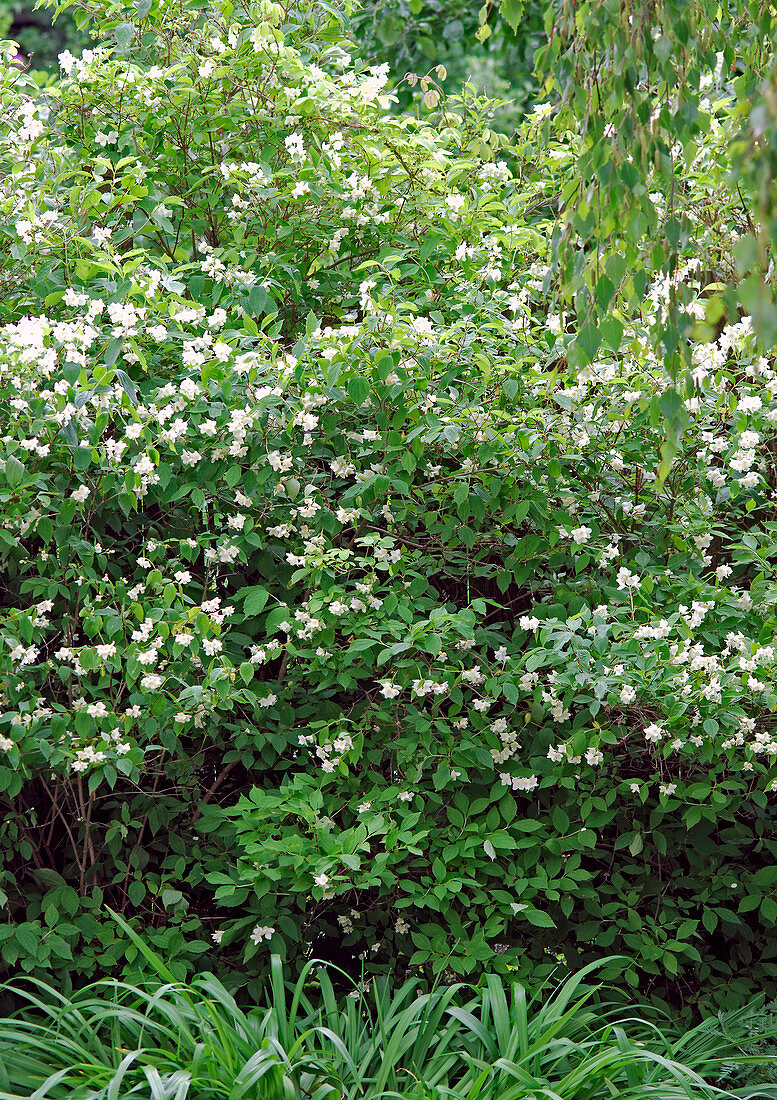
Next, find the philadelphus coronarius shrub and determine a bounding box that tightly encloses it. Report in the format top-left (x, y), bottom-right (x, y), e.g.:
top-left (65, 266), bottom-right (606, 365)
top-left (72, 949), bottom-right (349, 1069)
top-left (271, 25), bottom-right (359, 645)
top-left (0, 0), bottom-right (776, 1009)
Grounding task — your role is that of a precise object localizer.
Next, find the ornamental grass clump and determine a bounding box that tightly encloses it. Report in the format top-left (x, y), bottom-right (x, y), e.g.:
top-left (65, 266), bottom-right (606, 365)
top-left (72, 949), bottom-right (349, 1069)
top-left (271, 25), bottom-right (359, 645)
top-left (1, 941), bottom-right (776, 1100)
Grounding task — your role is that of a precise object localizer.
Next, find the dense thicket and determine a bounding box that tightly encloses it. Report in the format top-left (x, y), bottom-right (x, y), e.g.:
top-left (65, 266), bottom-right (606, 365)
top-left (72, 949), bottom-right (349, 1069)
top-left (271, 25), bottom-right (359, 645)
top-left (1, 0), bottom-right (777, 1016)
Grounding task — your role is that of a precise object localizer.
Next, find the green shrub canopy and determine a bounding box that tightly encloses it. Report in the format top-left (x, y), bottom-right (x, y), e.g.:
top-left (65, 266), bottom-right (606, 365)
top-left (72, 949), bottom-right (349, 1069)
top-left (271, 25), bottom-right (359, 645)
top-left (0, 0), bottom-right (776, 1013)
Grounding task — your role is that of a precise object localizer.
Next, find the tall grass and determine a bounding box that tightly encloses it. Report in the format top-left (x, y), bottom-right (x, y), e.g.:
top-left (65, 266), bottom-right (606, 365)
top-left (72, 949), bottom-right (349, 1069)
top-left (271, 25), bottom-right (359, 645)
top-left (0, 917), bottom-right (776, 1099)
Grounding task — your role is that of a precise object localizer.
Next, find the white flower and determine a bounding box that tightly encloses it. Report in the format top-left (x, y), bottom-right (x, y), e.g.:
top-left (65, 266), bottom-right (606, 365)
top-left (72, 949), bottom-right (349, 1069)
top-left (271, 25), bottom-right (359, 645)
top-left (212, 930), bottom-right (224, 944)
top-left (379, 681), bottom-right (401, 698)
top-left (616, 567), bottom-right (641, 590)
top-left (72, 484), bottom-right (90, 503)
top-left (295, 412), bottom-right (318, 432)
top-left (134, 455), bottom-right (154, 477)
top-left (738, 394), bottom-right (763, 412)
top-left (250, 924), bottom-right (275, 944)
top-left (313, 873), bottom-right (329, 887)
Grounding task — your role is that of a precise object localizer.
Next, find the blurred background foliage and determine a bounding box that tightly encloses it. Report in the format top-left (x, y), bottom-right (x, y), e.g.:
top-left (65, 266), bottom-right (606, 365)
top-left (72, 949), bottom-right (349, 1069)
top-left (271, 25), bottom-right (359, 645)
top-left (0, 0), bottom-right (85, 75)
top-left (350, 0), bottom-right (543, 130)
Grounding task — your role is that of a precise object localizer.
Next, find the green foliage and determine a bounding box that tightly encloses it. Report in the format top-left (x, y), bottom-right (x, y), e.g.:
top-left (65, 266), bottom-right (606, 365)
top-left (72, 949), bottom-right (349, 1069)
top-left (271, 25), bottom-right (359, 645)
top-left (524, 0), bottom-right (777, 455)
top-left (1, 950), bottom-right (776, 1098)
top-left (0, 0), bottom-right (89, 73)
top-left (715, 997), bottom-right (777, 1090)
top-left (349, 0), bottom-right (543, 131)
top-left (2, 0), bottom-right (777, 1016)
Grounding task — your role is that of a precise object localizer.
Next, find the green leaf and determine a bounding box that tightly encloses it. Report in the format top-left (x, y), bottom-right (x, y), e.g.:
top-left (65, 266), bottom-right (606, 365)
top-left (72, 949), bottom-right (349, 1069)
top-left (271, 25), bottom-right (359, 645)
top-left (523, 908), bottom-right (556, 928)
top-left (657, 387), bottom-right (689, 429)
top-left (599, 316), bottom-right (623, 352)
top-left (628, 833), bottom-right (643, 856)
top-left (79, 648), bottom-right (97, 671)
top-left (347, 377), bottom-right (370, 405)
top-left (161, 888), bottom-right (183, 910)
top-left (242, 586), bottom-right (270, 616)
top-left (575, 321), bottom-right (602, 364)
top-left (4, 455), bottom-right (25, 488)
top-left (433, 762), bottom-right (450, 790)
top-left (248, 284), bottom-right (269, 316)
top-left (653, 34), bottom-right (673, 62)
top-left (15, 924), bottom-right (39, 957)
top-left (761, 896), bottom-right (777, 924)
top-left (115, 21), bottom-right (135, 48)
top-left (377, 16), bottom-right (401, 45)
top-left (128, 881), bottom-right (145, 906)
top-left (499, 0), bottom-right (524, 32)
top-left (738, 894), bottom-right (761, 914)
top-left (104, 338), bottom-right (123, 367)
top-left (114, 368), bottom-right (138, 404)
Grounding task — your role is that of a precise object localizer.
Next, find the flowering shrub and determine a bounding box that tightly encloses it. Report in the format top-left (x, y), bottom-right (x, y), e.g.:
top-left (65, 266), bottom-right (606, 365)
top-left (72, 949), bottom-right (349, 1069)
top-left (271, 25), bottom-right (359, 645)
top-left (1, 0), bottom-right (777, 1010)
